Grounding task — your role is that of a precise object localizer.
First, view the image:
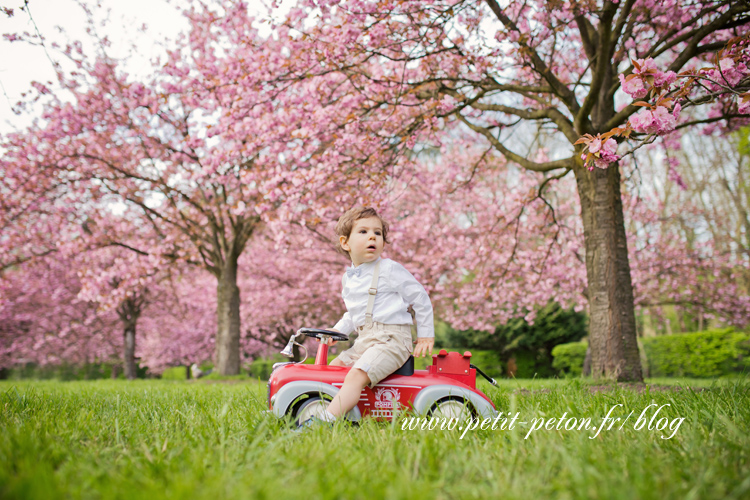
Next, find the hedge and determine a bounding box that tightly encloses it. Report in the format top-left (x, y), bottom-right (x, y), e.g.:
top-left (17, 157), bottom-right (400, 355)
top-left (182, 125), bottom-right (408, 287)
top-left (3, 362), bottom-right (150, 380)
top-left (551, 328), bottom-right (750, 378)
top-left (551, 341), bottom-right (588, 377)
top-left (641, 328), bottom-right (750, 378)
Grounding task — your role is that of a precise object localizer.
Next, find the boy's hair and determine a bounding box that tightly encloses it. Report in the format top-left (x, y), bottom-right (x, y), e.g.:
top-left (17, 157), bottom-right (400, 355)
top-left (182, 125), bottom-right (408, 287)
top-left (334, 207), bottom-right (390, 255)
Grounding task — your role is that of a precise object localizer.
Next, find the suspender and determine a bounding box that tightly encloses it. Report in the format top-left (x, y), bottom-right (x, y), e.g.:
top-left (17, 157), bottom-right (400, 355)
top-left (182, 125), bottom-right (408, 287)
top-left (364, 260), bottom-right (380, 328)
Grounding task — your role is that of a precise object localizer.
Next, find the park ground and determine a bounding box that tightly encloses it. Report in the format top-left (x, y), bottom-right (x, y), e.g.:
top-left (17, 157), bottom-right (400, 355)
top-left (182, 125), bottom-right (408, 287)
top-left (1, 377), bottom-right (749, 500)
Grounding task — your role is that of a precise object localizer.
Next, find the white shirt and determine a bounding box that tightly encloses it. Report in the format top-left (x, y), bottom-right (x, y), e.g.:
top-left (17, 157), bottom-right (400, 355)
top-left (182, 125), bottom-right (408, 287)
top-left (333, 257), bottom-right (435, 338)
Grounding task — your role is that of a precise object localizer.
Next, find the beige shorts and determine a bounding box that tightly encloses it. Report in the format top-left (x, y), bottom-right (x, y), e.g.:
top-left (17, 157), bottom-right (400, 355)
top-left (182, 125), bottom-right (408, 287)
top-left (335, 322), bottom-right (413, 387)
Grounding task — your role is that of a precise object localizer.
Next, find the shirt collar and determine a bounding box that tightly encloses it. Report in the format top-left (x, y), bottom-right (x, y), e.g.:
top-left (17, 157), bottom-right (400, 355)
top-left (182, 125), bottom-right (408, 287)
top-left (346, 257), bottom-right (382, 278)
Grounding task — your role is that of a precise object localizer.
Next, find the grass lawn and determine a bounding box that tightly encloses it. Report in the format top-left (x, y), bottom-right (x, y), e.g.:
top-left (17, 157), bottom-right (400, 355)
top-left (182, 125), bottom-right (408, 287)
top-left (1, 376), bottom-right (748, 499)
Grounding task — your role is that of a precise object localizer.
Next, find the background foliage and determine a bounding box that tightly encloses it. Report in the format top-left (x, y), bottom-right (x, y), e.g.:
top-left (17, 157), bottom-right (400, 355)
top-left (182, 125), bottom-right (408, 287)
top-left (552, 329), bottom-right (750, 378)
top-left (641, 329), bottom-right (750, 378)
top-left (443, 303), bottom-right (587, 378)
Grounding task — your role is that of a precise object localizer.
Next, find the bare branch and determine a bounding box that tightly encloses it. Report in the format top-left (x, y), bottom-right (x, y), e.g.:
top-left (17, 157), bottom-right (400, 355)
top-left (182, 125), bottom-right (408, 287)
top-left (456, 113), bottom-right (575, 172)
top-left (575, 2), bottom-right (618, 133)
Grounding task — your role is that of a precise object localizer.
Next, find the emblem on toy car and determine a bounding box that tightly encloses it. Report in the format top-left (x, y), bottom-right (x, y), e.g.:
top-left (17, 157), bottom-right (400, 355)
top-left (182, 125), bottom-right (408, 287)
top-left (372, 387), bottom-right (401, 417)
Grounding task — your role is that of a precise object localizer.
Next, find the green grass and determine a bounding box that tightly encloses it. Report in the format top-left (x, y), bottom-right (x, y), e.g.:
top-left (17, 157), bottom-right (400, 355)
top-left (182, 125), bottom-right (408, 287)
top-left (1, 377), bottom-right (749, 500)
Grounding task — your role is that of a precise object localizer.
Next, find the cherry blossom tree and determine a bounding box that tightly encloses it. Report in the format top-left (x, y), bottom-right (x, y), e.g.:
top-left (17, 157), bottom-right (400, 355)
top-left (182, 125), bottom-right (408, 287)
top-left (622, 130), bottom-right (750, 333)
top-left (0, 251), bottom-right (225, 377)
top-left (0, 1), bottom-right (399, 374)
top-left (75, 244), bottom-right (161, 380)
top-left (628, 193), bottom-right (750, 332)
top-left (259, 0), bottom-right (750, 381)
top-left (378, 141), bottom-right (587, 332)
top-left (133, 266), bottom-right (224, 374)
top-left (385, 140), bottom-right (749, 342)
top-left (0, 255), bottom-right (120, 370)
top-left (0, 196), bottom-right (227, 378)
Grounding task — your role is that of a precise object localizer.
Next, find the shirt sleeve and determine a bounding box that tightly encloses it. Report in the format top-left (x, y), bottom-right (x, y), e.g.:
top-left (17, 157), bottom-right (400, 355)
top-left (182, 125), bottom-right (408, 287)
top-left (333, 311), bottom-right (355, 336)
top-left (332, 272), bottom-right (354, 335)
top-left (390, 262), bottom-right (435, 338)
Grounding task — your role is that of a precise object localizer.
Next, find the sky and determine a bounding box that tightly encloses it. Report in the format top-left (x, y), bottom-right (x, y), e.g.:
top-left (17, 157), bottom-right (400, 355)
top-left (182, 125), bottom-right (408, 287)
top-left (0, 0), bottom-right (285, 135)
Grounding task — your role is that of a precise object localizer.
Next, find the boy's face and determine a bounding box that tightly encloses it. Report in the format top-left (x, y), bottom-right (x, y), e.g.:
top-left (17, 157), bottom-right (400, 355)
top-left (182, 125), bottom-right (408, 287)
top-left (340, 216), bottom-right (384, 267)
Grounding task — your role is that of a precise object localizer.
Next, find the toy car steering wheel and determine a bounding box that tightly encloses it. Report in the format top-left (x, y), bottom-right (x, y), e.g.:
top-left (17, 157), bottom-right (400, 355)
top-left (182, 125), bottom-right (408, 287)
top-left (298, 328), bottom-right (349, 342)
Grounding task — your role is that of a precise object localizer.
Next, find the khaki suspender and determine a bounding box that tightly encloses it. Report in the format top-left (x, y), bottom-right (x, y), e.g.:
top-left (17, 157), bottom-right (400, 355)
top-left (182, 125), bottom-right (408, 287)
top-left (364, 260), bottom-right (380, 328)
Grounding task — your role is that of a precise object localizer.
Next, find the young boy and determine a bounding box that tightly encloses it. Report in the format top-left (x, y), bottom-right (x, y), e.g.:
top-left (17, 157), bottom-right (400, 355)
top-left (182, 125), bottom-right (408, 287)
top-left (312, 206), bottom-right (435, 425)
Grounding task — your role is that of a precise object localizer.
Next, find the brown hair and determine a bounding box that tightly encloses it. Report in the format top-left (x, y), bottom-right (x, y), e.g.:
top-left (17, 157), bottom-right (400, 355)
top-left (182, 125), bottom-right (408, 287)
top-left (334, 207), bottom-right (390, 255)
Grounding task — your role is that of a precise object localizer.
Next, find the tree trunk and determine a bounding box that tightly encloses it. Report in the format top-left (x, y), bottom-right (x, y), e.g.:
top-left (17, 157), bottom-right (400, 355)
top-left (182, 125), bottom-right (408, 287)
top-left (123, 322), bottom-right (137, 380)
top-left (215, 255), bottom-right (242, 375)
top-left (574, 164), bottom-right (643, 381)
top-left (116, 295), bottom-right (143, 381)
top-left (582, 345), bottom-right (592, 377)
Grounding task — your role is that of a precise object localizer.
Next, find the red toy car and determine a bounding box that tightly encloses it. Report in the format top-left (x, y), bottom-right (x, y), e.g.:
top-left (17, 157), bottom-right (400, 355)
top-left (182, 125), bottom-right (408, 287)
top-left (268, 328), bottom-right (498, 425)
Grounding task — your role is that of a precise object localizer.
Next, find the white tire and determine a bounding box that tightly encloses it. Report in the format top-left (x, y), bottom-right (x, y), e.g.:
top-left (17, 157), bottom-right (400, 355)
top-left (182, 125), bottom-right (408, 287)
top-left (295, 397), bottom-right (330, 424)
top-left (429, 398), bottom-right (473, 421)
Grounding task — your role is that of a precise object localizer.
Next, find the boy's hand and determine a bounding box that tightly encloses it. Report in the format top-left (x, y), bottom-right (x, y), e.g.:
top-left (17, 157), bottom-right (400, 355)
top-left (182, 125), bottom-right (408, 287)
top-left (413, 338), bottom-right (434, 358)
top-left (319, 329), bottom-right (339, 346)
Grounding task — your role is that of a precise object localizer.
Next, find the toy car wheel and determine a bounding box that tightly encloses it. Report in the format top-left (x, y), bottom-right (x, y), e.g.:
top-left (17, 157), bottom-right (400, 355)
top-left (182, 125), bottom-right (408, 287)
top-left (429, 397), bottom-right (474, 421)
top-left (294, 396), bottom-right (331, 425)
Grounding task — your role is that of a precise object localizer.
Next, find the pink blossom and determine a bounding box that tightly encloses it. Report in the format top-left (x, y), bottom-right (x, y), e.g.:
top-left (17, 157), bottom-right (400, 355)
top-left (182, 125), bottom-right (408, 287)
top-left (619, 74), bottom-right (647, 98)
top-left (717, 58), bottom-right (745, 86)
top-left (582, 136), bottom-right (619, 170)
top-left (593, 157), bottom-right (611, 169)
top-left (654, 71), bottom-right (677, 87)
top-left (652, 106), bottom-right (677, 132)
top-left (630, 106), bottom-right (676, 134)
top-left (703, 58), bottom-right (750, 89)
top-left (601, 138), bottom-right (618, 156)
top-left (719, 58), bottom-right (735, 71)
top-left (633, 58), bottom-right (657, 75)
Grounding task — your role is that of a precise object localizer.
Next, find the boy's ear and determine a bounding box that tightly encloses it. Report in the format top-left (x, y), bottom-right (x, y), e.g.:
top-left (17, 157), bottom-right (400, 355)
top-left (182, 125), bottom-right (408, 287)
top-left (339, 235), bottom-right (350, 252)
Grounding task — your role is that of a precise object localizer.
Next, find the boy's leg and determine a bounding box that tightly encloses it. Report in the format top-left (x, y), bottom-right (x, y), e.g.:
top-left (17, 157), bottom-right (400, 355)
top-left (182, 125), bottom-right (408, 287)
top-left (327, 368), bottom-right (370, 418)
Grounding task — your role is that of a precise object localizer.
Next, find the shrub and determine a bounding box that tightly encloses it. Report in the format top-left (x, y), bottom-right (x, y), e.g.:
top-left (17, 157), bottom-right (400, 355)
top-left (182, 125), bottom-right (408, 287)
top-left (551, 329), bottom-right (750, 378)
top-left (468, 350), bottom-right (504, 378)
top-left (161, 366), bottom-right (190, 380)
top-left (641, 328), bottom-right (750, 378)
top-left (444, 302), bottom-right (587, 377)
top-left (249, 358), bottom-right (277, 380)
top-left (551, 341), bottom-right (588, 377)
top-left (4, 362), bottom-right (149, 380)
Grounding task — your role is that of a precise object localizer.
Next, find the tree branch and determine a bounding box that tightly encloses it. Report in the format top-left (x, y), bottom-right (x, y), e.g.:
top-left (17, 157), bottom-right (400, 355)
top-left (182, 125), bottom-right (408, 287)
top-left (575, 1), bottom-right (617, 133)
top-left (456, 113), bottom-right (575, 172)
top-left (440, 86), bottom-right (579, 142)
top-left (483, 0), bottom-right (582, 117)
